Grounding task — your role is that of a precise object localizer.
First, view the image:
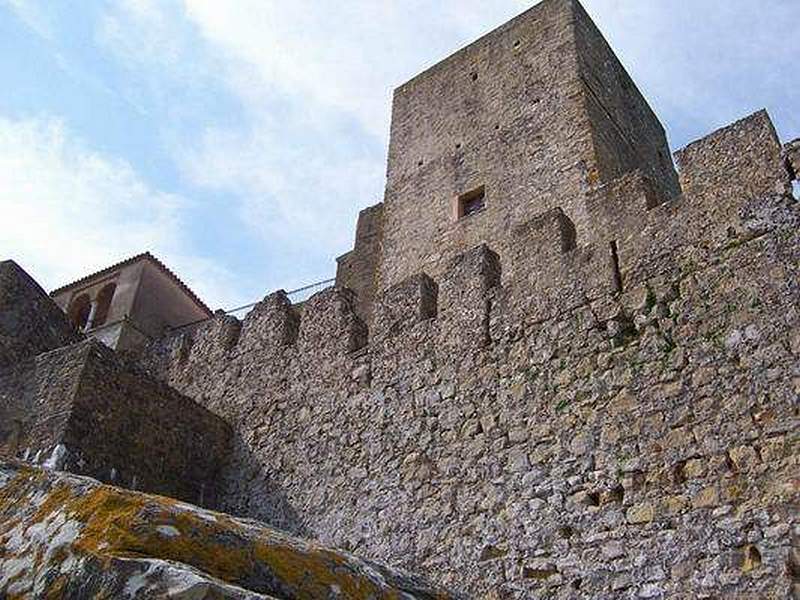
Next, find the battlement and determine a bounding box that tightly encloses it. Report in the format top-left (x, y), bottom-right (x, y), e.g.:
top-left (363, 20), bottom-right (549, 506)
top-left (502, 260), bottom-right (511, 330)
top-left (117, 149), bottom-right (798, 596)
top-left (2, 3), bottom-right (799, 596)
top-left (784, 137), bottom-right (800, 183)
top-left (675, 109), bottom-right (790, 203)
top-left (138, 109), bottom-right (793, 377)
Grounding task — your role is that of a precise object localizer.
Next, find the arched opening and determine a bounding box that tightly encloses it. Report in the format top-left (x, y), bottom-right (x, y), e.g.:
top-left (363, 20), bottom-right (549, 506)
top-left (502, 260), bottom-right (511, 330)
top-left (93, 283), bottom-right (117, 328)
top-left (67, 294), bottom-right (91, 331)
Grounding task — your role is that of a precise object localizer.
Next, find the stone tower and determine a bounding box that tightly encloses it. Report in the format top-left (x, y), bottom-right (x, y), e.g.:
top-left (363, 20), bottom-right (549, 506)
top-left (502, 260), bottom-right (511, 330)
top-left (338, 0), bottom-right (680, 321)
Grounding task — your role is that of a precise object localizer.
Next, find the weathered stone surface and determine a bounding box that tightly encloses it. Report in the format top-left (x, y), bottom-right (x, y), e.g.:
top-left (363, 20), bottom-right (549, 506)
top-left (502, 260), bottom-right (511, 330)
top-left (336, 204), bottom-right (384, 325)
top-left (0, 260), bottom-right (81, 369)
top-left (784, 138), bottom-right (800, 181)
top-left (373, 0), bottom-right (679, 294)
top-left (675, 109), bottom-right (791, 203)
top-left (1, 1), bottom-right (799, 598)
top-left (0, 460), bottom-right (457, 599)
top-left (1, 340), bottom-right (231, 508)
top-left (128, 191), bottom-right (800, 597)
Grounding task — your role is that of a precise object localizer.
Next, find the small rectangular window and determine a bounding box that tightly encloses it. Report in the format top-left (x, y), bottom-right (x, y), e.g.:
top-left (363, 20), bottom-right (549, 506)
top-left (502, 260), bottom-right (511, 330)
top-left (457, 186), bottom-right (486, 219)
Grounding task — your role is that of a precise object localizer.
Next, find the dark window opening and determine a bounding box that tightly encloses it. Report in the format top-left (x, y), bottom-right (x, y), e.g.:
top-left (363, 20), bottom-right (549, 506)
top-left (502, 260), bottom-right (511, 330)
top-left (67, 294), bottom-right (91, 331)
top-left (93, 282), bottom-right (117, 328)
top-left (457, 186), bottom-right (486, 218)
top-left (610, 240), bottom-right (623, 294)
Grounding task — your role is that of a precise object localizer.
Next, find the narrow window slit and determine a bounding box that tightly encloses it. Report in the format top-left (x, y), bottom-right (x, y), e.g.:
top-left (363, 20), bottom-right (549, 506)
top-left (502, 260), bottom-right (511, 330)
top-left (610, 240), bottom-right (623, 295)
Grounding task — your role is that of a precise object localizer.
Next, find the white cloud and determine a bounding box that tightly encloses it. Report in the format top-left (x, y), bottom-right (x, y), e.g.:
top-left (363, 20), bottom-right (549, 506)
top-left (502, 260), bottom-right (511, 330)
top-left (18, 0), bottom-right (794, 301)
top-left (2, 0), bottom-right (54, 40)
top-left (179, 0), bottom-right (529, 138)
top-left (0, 115), bottom-right (240, 308)
top-left (580, 0), bottom-right (800, 144)
top-left (97, 0), bottom-right (189, 70)
top-left (96, 0), bottom-right (535, 266)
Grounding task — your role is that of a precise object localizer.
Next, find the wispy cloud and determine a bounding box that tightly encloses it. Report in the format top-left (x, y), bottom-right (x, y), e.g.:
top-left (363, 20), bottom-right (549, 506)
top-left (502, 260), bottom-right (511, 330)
top-left (0, 115), bottom-right (240, 308)
top-left (2, 0), bottom-right (53, 40)
top-left (95, 0), bottom-right (537, 281)
top-left (581, 0), bottom-right (800, 144)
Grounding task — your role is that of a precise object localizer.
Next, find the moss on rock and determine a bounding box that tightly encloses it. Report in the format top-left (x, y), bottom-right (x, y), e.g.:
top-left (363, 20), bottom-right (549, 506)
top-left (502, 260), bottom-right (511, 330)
top-left (0, 459), bottom-right (457, 600)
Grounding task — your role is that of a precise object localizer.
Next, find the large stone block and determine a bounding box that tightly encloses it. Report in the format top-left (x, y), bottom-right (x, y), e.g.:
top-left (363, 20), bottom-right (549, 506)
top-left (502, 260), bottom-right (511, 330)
top-left (0, 459), bottom-right (456, 600)
top-left (1, 340), bottom-right (231, 508)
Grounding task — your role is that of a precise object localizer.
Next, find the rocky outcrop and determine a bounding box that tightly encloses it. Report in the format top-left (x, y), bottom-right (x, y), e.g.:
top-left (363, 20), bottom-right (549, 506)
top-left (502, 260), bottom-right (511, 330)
top-left (0, 459), bottom-right (457, 599)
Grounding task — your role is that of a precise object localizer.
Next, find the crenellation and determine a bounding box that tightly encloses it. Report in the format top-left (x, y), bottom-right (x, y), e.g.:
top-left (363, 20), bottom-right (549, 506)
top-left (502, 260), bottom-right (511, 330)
top-left (511, 206), bottom-right (577, 256)
top-left (438, 244), bottom-right (501, 350)
top-left (3, 2), bottom-right (799, 598)
top-left (374, 273), bottom-right (438, 340)
top-left (297, 286), bottom-right (368, 358)
top-left (674, 109), bottom-right (790, 204)
top-left (238, 290), bottom-right (299, 354)
top-left (784, 138), bottom-right (800, 182)
top-left (585, 170), bottom-right (667, 244)
top-left (189, 311), bottom-right (243, 362)
top-left (336, 203), bottom-right (384, 324)
top-left (499, 209), bottom-right (616, 326)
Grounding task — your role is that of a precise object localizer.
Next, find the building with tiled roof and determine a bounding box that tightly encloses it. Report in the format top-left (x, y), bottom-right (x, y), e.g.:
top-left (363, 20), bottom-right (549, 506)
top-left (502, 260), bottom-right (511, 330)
top-left (50, 252), bottom-right (211, 350)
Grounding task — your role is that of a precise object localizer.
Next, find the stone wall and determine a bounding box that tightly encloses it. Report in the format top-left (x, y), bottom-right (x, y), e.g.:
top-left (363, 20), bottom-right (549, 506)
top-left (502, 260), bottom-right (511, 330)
top-left (0, 342), bottom-right (86, 467)
top-left (785, 138), bottom-right (800, 182)
top-left (675, 110), bottom-right (791, 205)
top-left (133, 112), bottom-right (799, 598)
top-left (573, 0), bottom-right (680, 203)
top-left (375, 0), bottom-right (678, 296)
top-left (0, 259), bottom-right (81, 369)
top-left (0, 339), bottom-right (231, 507)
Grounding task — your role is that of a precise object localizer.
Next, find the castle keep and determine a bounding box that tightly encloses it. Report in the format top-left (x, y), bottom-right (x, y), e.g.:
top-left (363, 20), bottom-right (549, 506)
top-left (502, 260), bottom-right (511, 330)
top-left (337, 0), bottom-right (680, 323)
top-left (1, 1), bottom-right (799, 598)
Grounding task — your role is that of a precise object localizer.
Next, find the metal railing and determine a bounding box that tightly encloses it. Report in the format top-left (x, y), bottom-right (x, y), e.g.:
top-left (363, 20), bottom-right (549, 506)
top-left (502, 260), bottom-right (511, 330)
top-left (168, 277), bottom-right (335, 333)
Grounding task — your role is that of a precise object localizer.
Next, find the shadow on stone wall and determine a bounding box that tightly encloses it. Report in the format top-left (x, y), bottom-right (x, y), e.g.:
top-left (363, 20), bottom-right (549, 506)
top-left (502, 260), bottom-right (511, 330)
top-left (220, 431), bottom-right (311, 539)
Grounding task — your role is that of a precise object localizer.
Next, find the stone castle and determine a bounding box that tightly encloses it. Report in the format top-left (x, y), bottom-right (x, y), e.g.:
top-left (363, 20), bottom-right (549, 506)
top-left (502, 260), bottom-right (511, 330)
top-left (1, 0), bottom-right (799, 598)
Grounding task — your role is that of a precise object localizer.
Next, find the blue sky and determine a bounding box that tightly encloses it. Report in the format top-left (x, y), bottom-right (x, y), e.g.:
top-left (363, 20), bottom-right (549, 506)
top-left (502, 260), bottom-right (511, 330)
top-left (0, 0), bottom-right (798, 310)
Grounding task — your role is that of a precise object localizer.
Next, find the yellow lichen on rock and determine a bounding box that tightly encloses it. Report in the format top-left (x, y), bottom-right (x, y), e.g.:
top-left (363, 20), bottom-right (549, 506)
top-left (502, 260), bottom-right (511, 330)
top-left (0, 460), bottom-right (457, 599)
